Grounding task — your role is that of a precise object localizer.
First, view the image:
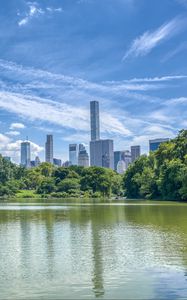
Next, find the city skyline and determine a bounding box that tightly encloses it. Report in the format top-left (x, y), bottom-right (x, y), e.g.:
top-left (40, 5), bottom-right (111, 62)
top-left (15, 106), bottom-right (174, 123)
top-left (0, 0), bottom-right (187, 163)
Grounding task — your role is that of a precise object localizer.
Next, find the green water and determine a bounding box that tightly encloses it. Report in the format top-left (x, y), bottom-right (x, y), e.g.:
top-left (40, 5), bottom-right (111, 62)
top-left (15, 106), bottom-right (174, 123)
top-left (0, 200), bottom-right (187, 299)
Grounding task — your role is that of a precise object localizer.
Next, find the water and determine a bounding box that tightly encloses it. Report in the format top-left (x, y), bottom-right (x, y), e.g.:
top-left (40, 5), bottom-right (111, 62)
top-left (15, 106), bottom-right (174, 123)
top-left (0, 200), bottom-right (187, 299)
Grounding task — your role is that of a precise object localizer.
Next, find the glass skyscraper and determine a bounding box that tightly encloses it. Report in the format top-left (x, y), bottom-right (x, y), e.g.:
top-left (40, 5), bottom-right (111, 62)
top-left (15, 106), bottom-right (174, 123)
top-left (69, 144), bottom-right (78, 165)
top-left (78, 144), bottom-right (89, 167)
top-left (90, 100), bottom-right (100, 141)
top-left (149, 138), bottom-right (169, 152)
top-left (21, 141), bottom-right (31, 168)
top-left (45, 135), bottom-right (53, 163)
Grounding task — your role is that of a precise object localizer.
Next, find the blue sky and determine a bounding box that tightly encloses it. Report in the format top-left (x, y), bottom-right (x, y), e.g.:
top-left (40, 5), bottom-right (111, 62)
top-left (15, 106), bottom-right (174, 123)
top-left (0, 0), bottom-right (187, 163)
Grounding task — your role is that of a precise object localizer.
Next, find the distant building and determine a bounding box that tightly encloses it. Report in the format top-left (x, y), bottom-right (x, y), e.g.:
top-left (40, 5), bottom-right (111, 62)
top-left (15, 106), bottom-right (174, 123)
top-left (62, 160), bottom-right (71, 167)
top-left (149, 138), bottom-right (169, 152)
top-left (114, 151), bottom-right (122, 171)
top-left (90, 100), bottom-right (100, 141)
top-left (117, 160), bottom-right (126, 174)
top-left (53, 158), bottom-right (62, 167)
top-left (3, 156), bottom-right (11, 162)
top-left (45, 135), bottom-right (53, 163)
top-left (35, 156), bottom-right (41, 167)
top-left (78, 144), bottom-right (89, 167)
top-left (30, 156), bottom-right (41, 168)
top-left (90, 139), bottom-right (114, 169)
top-left (121, 150), bottom-right (132, 169)
top-left (21, 141), bottom-right (31, 168)
top-left (69, 144), bottom-right (78, 165)
top-left (131, 145), bottom-right (141, 163)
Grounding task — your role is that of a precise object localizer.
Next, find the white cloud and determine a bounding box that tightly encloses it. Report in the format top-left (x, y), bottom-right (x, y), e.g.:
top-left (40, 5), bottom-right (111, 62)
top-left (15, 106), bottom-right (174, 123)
top-left (10, 122), bottom-right (25, 130)
top-left (18, 2), bottom-right (63, 27)
top-left (123, 17), bottom-right (186, 60)
top-left (0, 133), bottom-right (43, 163)
top-left (6, 131), bottom-right (20, 136)
top-left (0, 91), bottom-right (130, 137)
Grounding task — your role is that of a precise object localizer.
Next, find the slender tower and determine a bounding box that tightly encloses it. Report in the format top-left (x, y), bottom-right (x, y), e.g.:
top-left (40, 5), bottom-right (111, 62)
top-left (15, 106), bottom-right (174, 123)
top-left (90, 101), bottom-right (100, 141)
top-left (45, 135), bottom-right (53, 163)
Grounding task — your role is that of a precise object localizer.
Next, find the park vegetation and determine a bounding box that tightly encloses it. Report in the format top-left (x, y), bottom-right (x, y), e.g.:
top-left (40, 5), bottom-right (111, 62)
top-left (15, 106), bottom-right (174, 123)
top-left (0, 130), bottom-right (186, 201)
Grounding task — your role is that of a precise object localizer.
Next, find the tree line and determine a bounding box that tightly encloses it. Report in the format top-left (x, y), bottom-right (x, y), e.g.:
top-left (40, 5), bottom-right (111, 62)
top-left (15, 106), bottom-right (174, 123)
top-left (0, 130), bottom-right (186, 200)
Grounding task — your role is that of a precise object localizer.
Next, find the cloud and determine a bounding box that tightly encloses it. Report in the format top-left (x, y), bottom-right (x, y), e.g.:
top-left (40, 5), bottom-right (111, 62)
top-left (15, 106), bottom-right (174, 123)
top-left (161, 41), bottom-right (187, 62)
top-left (122, 17), bottom-right (186, 60)
top-left (18, 2), bottom-right (63, 27)
top-left (0, 133), bottom-right (43, 163)
top-left (6, 131), bottom-right (20, 136)
top-left (10, 122), bottom-right (25, 129)
top-left (0, 91), bottom-right (131, 137)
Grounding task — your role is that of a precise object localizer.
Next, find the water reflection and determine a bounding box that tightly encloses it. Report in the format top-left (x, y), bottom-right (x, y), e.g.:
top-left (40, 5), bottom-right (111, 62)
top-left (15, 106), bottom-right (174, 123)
top-left (0, 201), bottom-right (187, 299)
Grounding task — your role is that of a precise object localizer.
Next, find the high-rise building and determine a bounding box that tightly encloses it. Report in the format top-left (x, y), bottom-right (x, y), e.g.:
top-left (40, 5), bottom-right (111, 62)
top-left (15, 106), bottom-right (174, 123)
top-left (45, 135), bottom-right (53, 163)
top-left (3, 156), bottom-right (11, 162)
top-left (90, 139), bottom-right (114, 169)
top-left (117, 160), bottom-right (126, 174)
top-left (21, 141), bottom-right (31, 168)
top-left (149, 138), bottom-right (169, 152)
top-left (53, 158), bottom-right (62, 167)
top-left (69, 144), bottom-right (78, 165)
top-left (78, 144), bottom-right (89, 167)
top-left (131, 145), bottom-right (141, 163)
top-left (35, 156), bottom-right (41, 167)
top-left (90, 100), bottom-right (100, 141)
top-left (114, 151), bottom-right (122, 171)
top-left (121, 150), bottom-right (132, 169)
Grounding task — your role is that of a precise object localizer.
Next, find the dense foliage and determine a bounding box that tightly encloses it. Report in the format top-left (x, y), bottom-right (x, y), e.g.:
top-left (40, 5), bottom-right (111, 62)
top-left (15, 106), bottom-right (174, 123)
top-left (0, 130), bottom-right (186, 200)
top-left (123, 130), bottom-right (187, 200)
top-left (0, 158), bottom-right (123, 198)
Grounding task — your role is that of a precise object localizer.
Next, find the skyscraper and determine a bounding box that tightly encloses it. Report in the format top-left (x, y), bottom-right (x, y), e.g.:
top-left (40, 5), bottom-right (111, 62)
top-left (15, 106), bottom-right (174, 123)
top-left (114, 151), bottom-right (122, 171)
top-left (21, 141), bottom-right (31, 168)
top-left (90, 139), bottom-right (114, 169)
top-left (131, 145), bottom-right (141, 162)
top-left (45, 135), bottom-right (53, 163)
top-left (78, 144), bottom-right (89, 167)
top-left (90, 100), bottom-right (100, 141)
top-left (53, 158), bottom-right (62, 167)
top-left (69, 144), bottom-right (78, 165)
top-left (149, 138), bottom-right (169, 152)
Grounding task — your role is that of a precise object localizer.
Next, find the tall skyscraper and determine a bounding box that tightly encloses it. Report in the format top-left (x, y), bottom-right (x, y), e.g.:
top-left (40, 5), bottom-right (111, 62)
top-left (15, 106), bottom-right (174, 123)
top-left (90, 100), bottom-right (100, 141)
top-left (21, 141), bottom-right (31, 168)
top-left (90, 139), bottom-right (114, 169)
top-left (149, 138), bottom-right (169, 152)
top-left (131, 145), bottom-right (141, 163)
top-left (45, 135), bottom-right (53, 163)
top-left (69, 144), bottom-right (78, 165)
top-left (114, 151), bottom-right (122, 171)
top-left (78, 144), bottom-right (89, 167)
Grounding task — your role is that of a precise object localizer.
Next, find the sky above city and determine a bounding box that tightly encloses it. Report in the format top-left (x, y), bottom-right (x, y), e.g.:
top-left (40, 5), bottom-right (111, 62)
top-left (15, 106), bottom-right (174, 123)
top-left (0, 0), bottom-right (187, 163)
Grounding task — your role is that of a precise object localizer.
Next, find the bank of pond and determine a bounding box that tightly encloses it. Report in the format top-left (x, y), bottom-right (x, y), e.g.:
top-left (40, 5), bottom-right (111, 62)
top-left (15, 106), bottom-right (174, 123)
top-left (0, 130), bottom-right (187, 201)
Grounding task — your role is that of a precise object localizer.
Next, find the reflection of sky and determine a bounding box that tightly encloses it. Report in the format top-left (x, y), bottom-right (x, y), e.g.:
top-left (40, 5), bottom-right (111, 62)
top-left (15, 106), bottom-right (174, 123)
top-left (0, 204), bottom-right (187, 299)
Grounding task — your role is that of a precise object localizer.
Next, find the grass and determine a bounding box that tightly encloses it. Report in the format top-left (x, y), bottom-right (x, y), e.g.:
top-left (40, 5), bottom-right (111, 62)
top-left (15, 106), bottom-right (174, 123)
top-left (15, 190), bottom-right (41, 199)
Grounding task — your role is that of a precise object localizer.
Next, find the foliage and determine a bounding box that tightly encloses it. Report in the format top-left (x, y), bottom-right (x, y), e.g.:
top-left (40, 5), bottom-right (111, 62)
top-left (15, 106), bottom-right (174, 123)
top-left (123, 130), bottom-right (187, 200)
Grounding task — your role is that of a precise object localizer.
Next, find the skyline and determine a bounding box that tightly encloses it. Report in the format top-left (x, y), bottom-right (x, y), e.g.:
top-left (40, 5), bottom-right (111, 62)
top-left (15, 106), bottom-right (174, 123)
top-left (0, 0), bottom-right (187, 163)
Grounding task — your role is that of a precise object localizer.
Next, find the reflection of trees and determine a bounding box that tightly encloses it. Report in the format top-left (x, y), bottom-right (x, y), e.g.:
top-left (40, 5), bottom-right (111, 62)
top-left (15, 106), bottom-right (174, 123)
top-left (91, 221), bottom-right (104, 298)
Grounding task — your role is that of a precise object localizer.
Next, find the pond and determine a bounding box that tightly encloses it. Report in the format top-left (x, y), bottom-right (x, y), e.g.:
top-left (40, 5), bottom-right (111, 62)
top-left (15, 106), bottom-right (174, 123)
top-left (0, 200), bottom-right (187, 299)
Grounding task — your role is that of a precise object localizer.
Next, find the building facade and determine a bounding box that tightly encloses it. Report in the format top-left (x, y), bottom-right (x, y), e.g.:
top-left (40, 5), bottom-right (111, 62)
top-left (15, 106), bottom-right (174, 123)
top-left (114, 151), bottom-right (122, 171)
top-left (21, 141), bottom-right (31, 168)
top-left (131, 145), bottom-right (141, 163)
top-left (78, 144), bottom-right (89, 167)
top-left (69, 144), bottom-right (78, 165)
top-left (90, 100), bottom-right (100, 141)
top-left (53, 158), bottom-right (62, 167)
top-left (90, 139), bottom-right (114, 169)
top-left (149, 138), bottom-right (169, 152)
top-left (45, 135), bottom-right (53, 163)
